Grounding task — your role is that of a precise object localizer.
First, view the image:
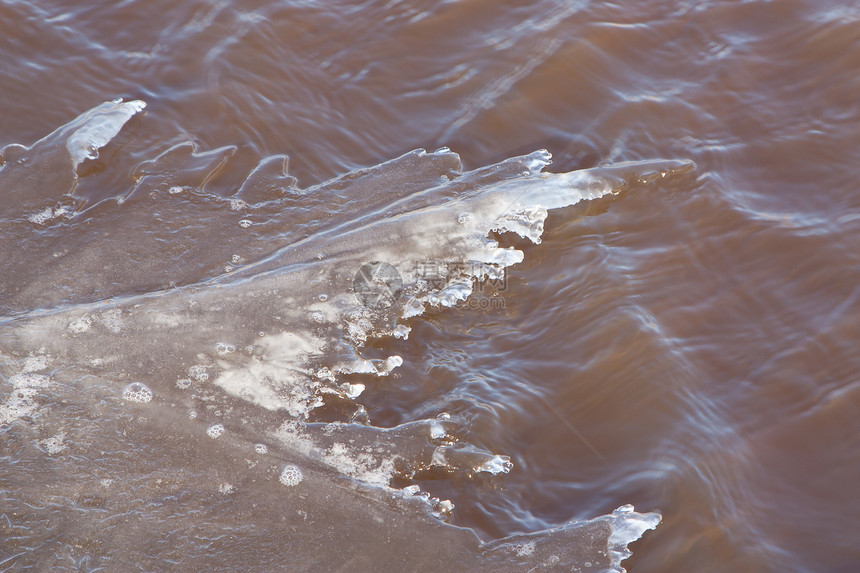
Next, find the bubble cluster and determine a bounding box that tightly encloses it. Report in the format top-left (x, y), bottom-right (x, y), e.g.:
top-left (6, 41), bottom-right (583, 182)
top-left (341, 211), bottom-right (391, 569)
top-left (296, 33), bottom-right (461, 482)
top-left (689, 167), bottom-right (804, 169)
top-left (255, 444), bottom-right (268, 454)
top-left (215, 343), bottom-right (236, 356)
top-left (122, 382), bottom-right (153, 404)
top-left (68, 316), bottom-right (92, 333)
top-left (188, 365), bottom-right (209, 382)
top-left (207, 424), bottom-right (225, 438)
top-left (279, 464), bottom-right (303, 486)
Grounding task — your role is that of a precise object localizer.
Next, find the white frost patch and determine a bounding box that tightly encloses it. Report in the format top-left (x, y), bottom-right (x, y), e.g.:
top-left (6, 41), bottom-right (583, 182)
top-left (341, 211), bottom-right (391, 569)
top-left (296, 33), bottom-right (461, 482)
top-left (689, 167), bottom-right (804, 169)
top-left (22, 354), bottom-right (48, 373)
top-left (28, 205), bottom-right (69, 225)
top-left (274, 422), bottom-right (396, 488)
top-left (213, 331), bottom-right (323, 415)
top-left (40, 430), bottom-right (68, 454)
top-left (0, 372), bottom-right (50, 424)
top-left (68, 315), bottom-right (92, 333)
top-left (67, 99), bottom-right (146, 169)
top-left (218, 483), bottom-right (235, 494)
top-left (98, 309), bottom-right (125, 333)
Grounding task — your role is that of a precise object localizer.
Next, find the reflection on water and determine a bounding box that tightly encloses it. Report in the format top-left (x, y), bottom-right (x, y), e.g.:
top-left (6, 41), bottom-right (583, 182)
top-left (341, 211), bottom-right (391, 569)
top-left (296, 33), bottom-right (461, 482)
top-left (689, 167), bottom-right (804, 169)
top-left (2, 0), bottom-right (860, 571)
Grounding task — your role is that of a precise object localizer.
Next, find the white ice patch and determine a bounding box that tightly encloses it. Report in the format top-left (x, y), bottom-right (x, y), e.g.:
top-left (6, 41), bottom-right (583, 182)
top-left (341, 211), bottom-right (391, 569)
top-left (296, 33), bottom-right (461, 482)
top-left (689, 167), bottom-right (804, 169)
top-left (477, 454), bottom-right (513, 475)
top-left (214, 332), bottom-right (323, 415)
top-left (22, 355), bottom-right (48, 373)
top-left (68, 315), bottom-right (92, 333)
top-left (39, 430), bottom-right (68, 454)
top-left (28, 205), bottom-right (69, 225)
top-left (66, 99), bottom-right (146, 169)
top-left (607, 505), bottom-right (662, 571)
top-left (0, 372), bottom-right (50, 425)
top-left (98, 309), bottom-right (125, 333)
top-left (274, 422), bottom-right (396, 488)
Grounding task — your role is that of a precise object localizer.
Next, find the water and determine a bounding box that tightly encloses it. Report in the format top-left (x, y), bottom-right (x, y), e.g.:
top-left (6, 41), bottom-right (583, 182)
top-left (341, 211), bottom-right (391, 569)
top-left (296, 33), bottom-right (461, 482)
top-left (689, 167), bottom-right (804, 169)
top-left (2, 1), bottom-right (859, 571)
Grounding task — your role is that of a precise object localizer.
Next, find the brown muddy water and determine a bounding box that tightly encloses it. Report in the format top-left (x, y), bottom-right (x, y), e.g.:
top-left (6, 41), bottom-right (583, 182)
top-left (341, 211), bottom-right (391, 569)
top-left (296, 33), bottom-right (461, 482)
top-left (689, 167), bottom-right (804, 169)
top-left (1, 1), bottom-right (859, 572)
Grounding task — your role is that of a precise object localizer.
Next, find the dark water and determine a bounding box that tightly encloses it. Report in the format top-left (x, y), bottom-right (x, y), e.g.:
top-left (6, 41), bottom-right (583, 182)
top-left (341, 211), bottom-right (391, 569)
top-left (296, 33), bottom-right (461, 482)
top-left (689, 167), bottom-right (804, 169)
top-left (2, 1), bottom-right (860, 571)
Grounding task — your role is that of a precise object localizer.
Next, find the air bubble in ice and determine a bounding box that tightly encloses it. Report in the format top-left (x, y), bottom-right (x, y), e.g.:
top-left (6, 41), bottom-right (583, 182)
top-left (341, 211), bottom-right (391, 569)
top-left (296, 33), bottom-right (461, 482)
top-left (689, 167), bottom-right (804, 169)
top-left (238, 219), bottom-right (252, 228)
top-left (207, 424), bottom-right (225, 438)
top-left (318, 294), bottom-right (328, 302)
top-left (255, 444), bottom-right (268, 454)
top-left (215, 343), bottom-right (236, 356)
top-left (122, 382), bottom-right (153, 403)
top-left (279, 464), bottom-right (303, 486)
top-left (188, 365), bottom-right (209, 382)
top-left (176, 378), bottom-right (191, 389)
top-left (68, 316), bottom-right (92, 333)
top-left (514, 541), bottom-right (536, 557)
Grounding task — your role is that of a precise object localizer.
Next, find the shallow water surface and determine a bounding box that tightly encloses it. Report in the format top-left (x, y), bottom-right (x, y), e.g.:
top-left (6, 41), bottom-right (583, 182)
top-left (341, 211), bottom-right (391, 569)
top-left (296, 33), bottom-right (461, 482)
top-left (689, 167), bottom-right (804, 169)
top-left (1, 1), bottom-right (859, 572)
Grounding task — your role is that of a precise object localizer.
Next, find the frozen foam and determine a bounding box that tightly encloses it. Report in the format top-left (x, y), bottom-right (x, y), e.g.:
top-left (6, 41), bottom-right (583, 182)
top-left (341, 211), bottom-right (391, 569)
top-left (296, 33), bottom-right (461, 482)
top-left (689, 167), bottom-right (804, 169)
top-left (279, 464), bottom-right (303, 486)
top-left (207, 424), bottom-right (225, 438)
top-left (122, 382), bottom-right (153, 404)
top-left (0, 372), bottom-right (50, 424)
